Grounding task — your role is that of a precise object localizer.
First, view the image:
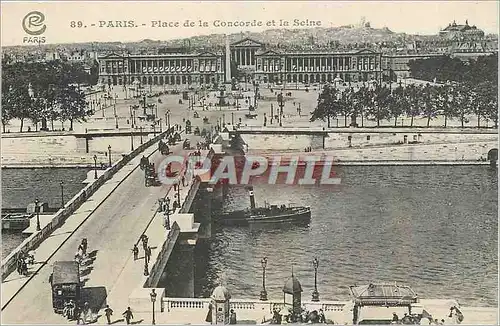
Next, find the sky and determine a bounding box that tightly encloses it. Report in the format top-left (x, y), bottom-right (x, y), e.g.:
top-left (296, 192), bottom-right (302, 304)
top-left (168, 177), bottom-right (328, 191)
top-left (1, 1), bottom-right (498, 47)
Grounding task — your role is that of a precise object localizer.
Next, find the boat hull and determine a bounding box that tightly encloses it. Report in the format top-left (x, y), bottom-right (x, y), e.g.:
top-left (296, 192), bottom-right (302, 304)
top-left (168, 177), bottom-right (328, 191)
top-left (217, 207), bottom-right (311, 226)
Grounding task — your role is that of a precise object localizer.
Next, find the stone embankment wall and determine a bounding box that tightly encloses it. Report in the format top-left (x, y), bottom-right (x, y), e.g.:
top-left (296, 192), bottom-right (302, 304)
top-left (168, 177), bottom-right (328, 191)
top-left (1, 133), bottom-right (152, 166)
top-left (239, 129), bottom-right (498, 162)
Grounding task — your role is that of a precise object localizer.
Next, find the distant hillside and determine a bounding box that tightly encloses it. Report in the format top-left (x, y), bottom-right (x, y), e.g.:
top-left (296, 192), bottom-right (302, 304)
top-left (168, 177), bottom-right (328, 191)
top-left (4, 25), bottom-right (496, 54)
top-left (3, 26), bottom-right (420, 52)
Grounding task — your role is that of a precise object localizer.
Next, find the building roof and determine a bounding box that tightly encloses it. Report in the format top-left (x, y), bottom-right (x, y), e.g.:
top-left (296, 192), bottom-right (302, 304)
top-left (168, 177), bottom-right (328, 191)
top-left (231, 37), bottom-right (264, 47)
top-left (349, 283), bottom-right (418, 306)
top-left (52, 261), bottom-right (80, 285)
top-left (211, 285), bottom-right (231, 301)
top-left (283, 275), bottom-right (303, 294)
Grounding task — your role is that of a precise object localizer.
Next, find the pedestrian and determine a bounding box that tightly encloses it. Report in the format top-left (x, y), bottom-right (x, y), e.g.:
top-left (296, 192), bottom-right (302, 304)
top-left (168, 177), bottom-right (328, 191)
top-left (229, 309), bottom-right (237, 324)
top-left (21, 259), bottom-right (28, 276)
top-left (145, 246), bottom-right (151, 264)
top-left (132, 244), bottom-right (139, 261)
top-left (182, 175), bottom-right (186, 186)
top-left (104, 305), bottom-right (113, 324)
top-left (122, 307), bottom-right (133, 325)
top-left (205, 303), bottom-right (213, 324)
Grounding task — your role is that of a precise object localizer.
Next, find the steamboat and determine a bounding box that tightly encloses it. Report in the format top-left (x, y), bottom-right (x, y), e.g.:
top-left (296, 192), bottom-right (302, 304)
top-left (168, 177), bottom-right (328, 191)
top-left (217, 186), bottom-right (311, 226)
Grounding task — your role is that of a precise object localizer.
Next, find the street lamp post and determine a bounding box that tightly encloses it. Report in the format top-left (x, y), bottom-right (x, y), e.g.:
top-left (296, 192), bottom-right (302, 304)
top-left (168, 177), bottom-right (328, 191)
top-left (176, 180), bottom-right (180, 206)
top-left (108, 145), bottom-right (112, 167)
top-left (35, 198), bottom-right (41, 231)
top-left (131, 132), bottom-right (134, 151)
top-left (93, 155), bottom-right (98, 179)
top-left (159, 118), bottom-right (162, 133)
top-left (140, 126), bottom-right (143, 144)
top-left (312, 258), bottom-right (320, 302)
top-left (277, 93), bottom-right (284, 127)
top-left (260, 257), bottom-right (268, 301)
top-left (60, 182), bottom-right (64, 208)
top-left (150, 289), bottom-right (157, 325)
top-left (115, 114), bottom-right (118, 129)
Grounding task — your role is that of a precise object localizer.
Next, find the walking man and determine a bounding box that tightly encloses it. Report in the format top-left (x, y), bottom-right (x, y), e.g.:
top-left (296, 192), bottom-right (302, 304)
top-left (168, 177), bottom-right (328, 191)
top-left (181, 175), bottom-right (186, 186)
top-left (145, 246), bottom-right (151, 264)
top-left (104, 305), bottom-right (113, 325)
top-left (132, 244), bottom-right (139, 261)
top-left (123, 307), bottom-right (133, 325)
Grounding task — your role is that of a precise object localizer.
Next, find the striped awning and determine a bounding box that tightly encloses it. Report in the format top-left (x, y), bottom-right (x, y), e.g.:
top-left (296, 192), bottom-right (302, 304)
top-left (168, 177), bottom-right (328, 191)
top-left (199, 66), bottom-right (205, 72)
top-left (176, 66), bottom-right (181, 72)
top-left (153, 67), bottom-right (158, 73)
top-left (159, 67), bottom-right (164, 72)
top-left (148, 67), bottom-right (153, 72)
top-left (187, 67), bottom-right (192, 72)
top-left (181, 66), bottom-right (187, 72)
top-left (211, 66), bottom-right (216, 72)
top-left (142, 67), bottom-right (148, 73)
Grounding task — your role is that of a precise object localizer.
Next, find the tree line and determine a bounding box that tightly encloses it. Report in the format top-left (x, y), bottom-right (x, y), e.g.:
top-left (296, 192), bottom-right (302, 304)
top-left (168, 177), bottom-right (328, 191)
top-left (310, 82), bottom-right (498, 129)
top-left (1, 60), bottom-right (98, 132)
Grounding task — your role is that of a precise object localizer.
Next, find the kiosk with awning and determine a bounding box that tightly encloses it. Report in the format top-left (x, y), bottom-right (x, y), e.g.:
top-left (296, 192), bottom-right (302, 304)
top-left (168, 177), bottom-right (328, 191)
top-left (349, 283), bottom-right (418, 324)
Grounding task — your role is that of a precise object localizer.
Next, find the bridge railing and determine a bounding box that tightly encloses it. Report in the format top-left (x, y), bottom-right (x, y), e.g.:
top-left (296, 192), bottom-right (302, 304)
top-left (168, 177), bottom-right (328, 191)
top-left (144, 221), bottom-right (180, 288)
top-left (1, 127), bottom-right (174, 280)
top-left (162, 297), bottom-right (349, 314)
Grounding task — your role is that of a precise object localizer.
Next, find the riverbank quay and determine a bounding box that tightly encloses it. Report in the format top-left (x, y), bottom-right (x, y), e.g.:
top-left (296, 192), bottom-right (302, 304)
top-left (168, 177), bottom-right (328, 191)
top-left (233, 127), bottom-right (498, 163)
top-left (0, 127), bottom-right (174, 310)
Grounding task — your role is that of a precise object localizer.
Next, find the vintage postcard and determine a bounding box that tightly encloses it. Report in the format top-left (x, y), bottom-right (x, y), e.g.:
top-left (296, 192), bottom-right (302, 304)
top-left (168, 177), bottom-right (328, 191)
top-left (1, 1), bottom-right (498, 325)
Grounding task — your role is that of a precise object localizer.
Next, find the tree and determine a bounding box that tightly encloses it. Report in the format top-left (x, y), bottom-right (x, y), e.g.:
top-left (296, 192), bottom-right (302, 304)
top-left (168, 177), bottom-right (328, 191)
top-left (310, 84), bottom-right (339, 128)
top-left (451, 86), bottom-right (472, 128)
top-left (57, 85), bottom-right (89, 131)
top-left (7, 84), bottom-right (34, 132)
top-left (404, 85), bottom-right (422, 127)
top-left (365, 86), bottom-right (390, 127)
top-left (420, 84), bottom-right (439, 127)
top-left (389, 86), bottom-right (405, 127)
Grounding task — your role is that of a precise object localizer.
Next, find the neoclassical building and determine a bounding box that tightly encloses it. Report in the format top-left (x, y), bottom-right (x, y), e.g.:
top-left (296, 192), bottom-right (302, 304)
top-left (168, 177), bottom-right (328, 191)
top-left (97, 37), bottom-right (383, 86)
top-left (98, 52), bottom-right (224, 86)
top-left (254, 48), bottom-right (382, 84)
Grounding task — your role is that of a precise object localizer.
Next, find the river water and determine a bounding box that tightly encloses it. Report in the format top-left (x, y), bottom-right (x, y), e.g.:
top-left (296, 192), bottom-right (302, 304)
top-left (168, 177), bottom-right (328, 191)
top-left (2, 166), bottom-right (497, 307)
top-left (194, 166), bottom-right (498, 307)
top-left (1, 168), bottom-right (90, 258)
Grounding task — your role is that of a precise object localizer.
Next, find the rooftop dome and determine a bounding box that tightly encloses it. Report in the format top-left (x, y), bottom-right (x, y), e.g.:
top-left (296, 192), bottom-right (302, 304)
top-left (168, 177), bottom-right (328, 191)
top-left (211, 285), bottom-right (231, 301)
top-left (283, 275), bottom-right (303, 294)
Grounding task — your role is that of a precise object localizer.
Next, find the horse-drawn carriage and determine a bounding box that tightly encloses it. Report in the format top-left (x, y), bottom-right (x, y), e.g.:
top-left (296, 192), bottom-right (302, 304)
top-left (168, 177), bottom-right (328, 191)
top-left (158, 139), bottom-right (169, 155)
top-left (145, 163), bottom-right (158, 187)
top-left (185, 120), bottom-right (192, 134)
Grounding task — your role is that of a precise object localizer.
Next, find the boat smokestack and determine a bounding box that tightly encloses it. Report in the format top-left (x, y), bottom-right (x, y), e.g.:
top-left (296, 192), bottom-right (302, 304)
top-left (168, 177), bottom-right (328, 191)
top-left (247, 186), bottom-right (256, 210)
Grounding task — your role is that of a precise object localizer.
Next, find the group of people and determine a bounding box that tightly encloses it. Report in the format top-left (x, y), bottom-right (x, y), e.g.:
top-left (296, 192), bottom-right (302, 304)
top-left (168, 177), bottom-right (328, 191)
top-left (391, 306), bottom-right (464, 325)
top-left (15, 250), bottom-right (34, 276)
top-left (270, 306), bottom-right (326, 324)
top-left (62, 300), bottom-right (95, 323)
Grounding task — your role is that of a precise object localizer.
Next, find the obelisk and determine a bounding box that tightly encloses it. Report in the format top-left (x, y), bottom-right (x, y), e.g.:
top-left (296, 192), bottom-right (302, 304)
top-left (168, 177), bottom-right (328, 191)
top-left (225, 34), bottom-right (231, 83)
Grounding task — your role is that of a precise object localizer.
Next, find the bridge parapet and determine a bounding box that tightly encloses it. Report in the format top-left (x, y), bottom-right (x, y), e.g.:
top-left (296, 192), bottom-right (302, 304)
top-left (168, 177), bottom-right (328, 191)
top-left (1, 127), bottom-right (173, 280)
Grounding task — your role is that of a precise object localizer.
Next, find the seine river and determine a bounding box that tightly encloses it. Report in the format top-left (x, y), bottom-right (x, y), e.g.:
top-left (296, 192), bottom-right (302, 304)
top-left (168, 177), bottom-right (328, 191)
top-left (193, 166), bottom-right (498, 307)
top-left (2, 166), bottom-right (497, 307)
top-left (1, 168), bottom-right (90, 258)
